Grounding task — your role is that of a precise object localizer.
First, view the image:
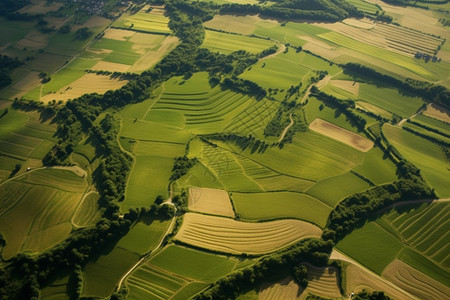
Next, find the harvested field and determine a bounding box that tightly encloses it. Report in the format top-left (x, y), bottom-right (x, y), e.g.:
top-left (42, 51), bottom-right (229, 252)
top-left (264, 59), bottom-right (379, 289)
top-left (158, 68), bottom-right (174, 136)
top-left (342, 18), bottom-right (375, 29)
top-left (299, 35), bottom-right (341, 60)
top-left (91, 61), bottom-right (130, 72)
top-left (129, 36), bottom-right (179, 73)
top-left (103, 28), bottom-right (135, 41)
top-left (188, 187), bottom-right (235, 218)
top-left (309, 118), bottom-right (373, 152)
top-left (259, 277), bottom-right (303, 300)
top-left (345, 262), bottom-right (416, 299)
top-left (41, 74), bottom-right (128, 102)
top-left (423, 104), bottom-right (450, 123)
top-left (306, 265), bottom-right (341, 299)
top-left (356, 101), bottom-right (392, 120)
top-left (175, 213), bottom-right (322, 255)
top-left (382, 259), bottom-right (450, 300)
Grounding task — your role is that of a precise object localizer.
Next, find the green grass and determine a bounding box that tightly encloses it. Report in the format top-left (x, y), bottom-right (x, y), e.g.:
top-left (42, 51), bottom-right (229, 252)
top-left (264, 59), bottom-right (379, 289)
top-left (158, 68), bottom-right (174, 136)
top-left (353, 148), bottom-right (397, 185)
top-left (232, 192), bottom-right (331, 227)
top-left (122, 141), bottom-right (185, 211)
top-left (0, 17), bottom-right (35, 45)
top-left (0, 169), bottom-right (86, 259)
top-left (113, 9), bottom-right (171, 34)
top-left (403, 122), bottom-right (450, 145)
top-left (344, 0), bottom-right (380, 14)
top-left (149, 245), bottom-right (237, 282)
top-left (337, 222), bottom-right (404, 274)
top-left (202, 30), bottom-right (275, 54)
top-left (82, 247), bottom-right (140, 298)
top-left (117, 220), bottom-right (170, 255)
top-left (72, 192), bottom-right (100, 227)
top-left (358, 83), bottom-right (424, 118)
top-left (383, 124), bottom-right (450, 197)
top-left (413, 114), bottom-right (450, 135)
top-left (306, 172), bottom-right (371, 207)
top-left (170, 282), bottom-right (209, 300)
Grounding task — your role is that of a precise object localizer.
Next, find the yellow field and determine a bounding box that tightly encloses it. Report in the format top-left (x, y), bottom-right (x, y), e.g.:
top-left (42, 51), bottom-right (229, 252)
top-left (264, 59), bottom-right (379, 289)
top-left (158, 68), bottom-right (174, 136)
top-left (103, 28), bottom-right (135, 41)
top-left (309, 118), bottom-right (373, 152)
top-left (203, 15), bottom-right (262, 35)
top-left (175, 213), bottom-right (322, 255)
top-left (92, 61), bottom-right (131, 72)
top-left (342, 18), bottom-right (374, 29)
top-left (382, 260), bottom-right (450, 300)
top-left (306, 265), bottom-right (341, 298)
top-left (329, 80), bottom-right (359, 96)
top-left (300, 35), bottom-right (341, 60)
top-left (188, 187), bottom-right (235, 218)
top-left (129, 36), bottom-right (179, 73)
top-left (41, 74), bottom-right (128, 102)
top-left (345, 263), bottom-right (415, 300)
top-left (356, 101), bottom-right (393, 120)
top-left (423, 104), bottom-right (450, 123)
top-left (259, 277), bottom-right (303, 300)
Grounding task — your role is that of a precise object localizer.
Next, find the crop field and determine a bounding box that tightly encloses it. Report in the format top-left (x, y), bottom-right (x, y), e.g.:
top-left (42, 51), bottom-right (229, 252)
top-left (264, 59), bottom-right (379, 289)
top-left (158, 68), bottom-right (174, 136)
top-left (309, 118), bottom-right (373, 152)
top-left (382, 202), bottom-right (450, 272)
top-left (383, 124), bottom-right (450, 197)
top-left (306, 172), bottom-right (371, 207)
top-left (240, 50), bottom-right (341, 93)
top-left (122, 141), bottom-right (185, 211)
top-left (306, 265), bottom-right (341, 299)
top-left (188, 187), bottom-right (235, 217)
top-left (356, 101), bottom-right (393, 120)
top-left (357, 83), bottom-right (424, 118)
top-left (117, 220), bottom-right (171, 255)
top-left (403, 122), bottom-right (450, 145)
top-left (40, 276), bottom-right (70, 300)
top-left (412, 113), bottom-right (450, 135)
top-left (0, 169), bottom-right (87, 259)
top-left (201, 30), bottom-right (275, 54)
top-left (175, 212), bottom-right (322, 255)
top-left (149, 245), bottom-right (238, 281)
top-left (422, 104), bottom-right (450, 123)
top-left (82, 247), bottom-right (140, 298)
top-left (232, 192), bottom-right (331, 227)
top-left (72, 192), bottom-right (100, 227)
top-left (352, 148), bottom-right (397, 185)
top-left (344, 0), bottom-right (380, 14)
top-left (113, 5), bottom-right (171, 34)
top-left (382, 259), bottom-right (450, 300)
top-left (259, 277), bottom-right (303, 300)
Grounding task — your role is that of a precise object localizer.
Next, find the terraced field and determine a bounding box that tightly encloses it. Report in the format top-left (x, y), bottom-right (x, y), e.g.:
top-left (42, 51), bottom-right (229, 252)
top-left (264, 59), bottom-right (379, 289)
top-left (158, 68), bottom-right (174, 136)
top-left (175, 212), bottom-right (322, 255)
top-left (0, 168), bottom-right (87, 259)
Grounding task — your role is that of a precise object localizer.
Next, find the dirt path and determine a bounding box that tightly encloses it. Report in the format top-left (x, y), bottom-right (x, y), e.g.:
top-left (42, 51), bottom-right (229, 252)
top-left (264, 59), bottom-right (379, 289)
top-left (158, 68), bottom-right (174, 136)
top-left (397, 104), bottom-right (429, 127)
top-left (330, 249), bottom-right (418, 299)
top-left (278, 113), bottom-right (294, 143)
top-left (142, 82), bottom-right (165, 121)
top-left (300, 71), bottom-right (342, 104)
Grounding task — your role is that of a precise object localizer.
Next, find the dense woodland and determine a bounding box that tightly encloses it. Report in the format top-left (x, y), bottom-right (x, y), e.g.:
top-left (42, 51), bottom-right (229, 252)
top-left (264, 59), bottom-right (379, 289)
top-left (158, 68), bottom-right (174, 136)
top-left (0, 0), bottom-right (449, 299)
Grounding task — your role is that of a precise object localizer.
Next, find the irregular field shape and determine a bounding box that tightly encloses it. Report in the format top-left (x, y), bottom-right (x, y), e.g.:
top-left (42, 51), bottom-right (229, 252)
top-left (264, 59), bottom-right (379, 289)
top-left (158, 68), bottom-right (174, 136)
top-left (382, 259), bottom-right (450, 300)
top-left (259, 276), bottom-right (303, 300)
top-left (202, 30), bottom-right (275, 54)
top-left (423, 103), bottom-right (450, 123)
top-left (188, 187), bottom-right (235, 217)
top-left (306, 265), bottom-right (341, 299)
top-left (309, 118), bottom-right (373, 152)
top-left (175, 212), bottom-right (322, 255)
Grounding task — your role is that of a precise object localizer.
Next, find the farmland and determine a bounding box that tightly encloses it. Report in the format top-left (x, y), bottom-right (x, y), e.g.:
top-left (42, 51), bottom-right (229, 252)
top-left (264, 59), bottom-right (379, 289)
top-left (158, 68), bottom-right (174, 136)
top-left (175, 212), bottom-right (322, 255)
top-left (0, 0), bottom-right (449, 299)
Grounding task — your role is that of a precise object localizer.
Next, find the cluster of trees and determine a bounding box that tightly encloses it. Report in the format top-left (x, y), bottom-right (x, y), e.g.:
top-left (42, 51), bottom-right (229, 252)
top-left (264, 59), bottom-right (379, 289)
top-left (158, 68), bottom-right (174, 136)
top-left (170, 156), bottom-right (197, 181)
top-left (343, 63), bottom-right (450, 110)
top-left (196, 239), bottom-right (332, 299)
top-left (222, 77), bottom-right (267, 99)
top-left (354, 289), bottom-right (391, 300)
top-left (203, 133), bottom-right (270, 153)
top-left (0, 54), bottom-right (23, 88)
top-left (0, 0), bottom-right (30, 16)
top-left (407, 119), bottom-right (450, 139)
top-left (323, 161), bottom-right (434, 242)
top-left (74, 27), bottom-right (93, 40)
top-left (311, 88), bottom-right (367, 131)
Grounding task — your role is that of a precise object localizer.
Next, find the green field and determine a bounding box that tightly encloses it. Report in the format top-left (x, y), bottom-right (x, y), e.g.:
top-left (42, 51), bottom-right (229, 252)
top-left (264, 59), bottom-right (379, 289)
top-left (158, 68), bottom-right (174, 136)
top-left (149, 245), bottom-right (237, 281)
top-left (202, 30), bottom-right (275, 54)
top-left (232, 192), bottom-right (331, 227)
top-left (0, 169), bottom-right (87, 259)
top-left (383, 124), bottom-right (450, 197)
top-left (352, 148), bottom-right (397, 185)
top-left (72, 192), bottom-right (100, 227)
top-left (344, 0), bottom-right (380, 14)
top-left (412, 114), bottom-right (450, 135)
top-left (113, 6), bottom-right (171, 34)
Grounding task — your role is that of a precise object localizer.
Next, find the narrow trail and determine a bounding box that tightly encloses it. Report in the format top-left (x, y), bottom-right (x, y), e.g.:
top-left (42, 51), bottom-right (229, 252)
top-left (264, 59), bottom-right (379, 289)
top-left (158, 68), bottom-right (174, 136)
top-left (142, 82), bottom-right (165, 121)
top-left (277, 113), bottom-right (294, 143)
top-left (300, 71), bottom-right (342, 104)
top-left (397, 103), bottom-right (430, 127)
top-left (260, 43), bottom-right (286, 61)
top-left (330, 249), bottom-right (419, 300)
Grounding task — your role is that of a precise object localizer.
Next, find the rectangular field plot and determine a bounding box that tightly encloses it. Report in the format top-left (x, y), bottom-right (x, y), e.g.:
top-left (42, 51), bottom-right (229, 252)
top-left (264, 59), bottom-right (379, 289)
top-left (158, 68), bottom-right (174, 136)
top-left (201, 30), bottom-right (275, 54)
top-left (113, 5), bottom-right (171, 34)
top-left (309, 118), bottom-right (373, 152)
top-left (175, 212), bottom-right (322, 255)
top-left (188, 187), bottom-right (235, 218)
top-left (232, 192), bottom-right (331, 227)
top-left (149, 245), bottom-right (237, 281)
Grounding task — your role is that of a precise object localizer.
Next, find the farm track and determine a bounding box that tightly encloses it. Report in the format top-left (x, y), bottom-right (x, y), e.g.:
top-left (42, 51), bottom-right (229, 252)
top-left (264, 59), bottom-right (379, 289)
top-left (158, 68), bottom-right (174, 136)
top-left (277, 113), bottom-right (294, 143)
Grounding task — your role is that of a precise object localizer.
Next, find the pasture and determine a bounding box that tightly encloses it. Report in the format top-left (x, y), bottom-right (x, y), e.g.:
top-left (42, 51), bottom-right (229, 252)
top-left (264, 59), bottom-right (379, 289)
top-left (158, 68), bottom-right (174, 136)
top-left (121, 141), bottom-right (185, 212)
top-left (0, 168), bottom-right (87, 259)
top-left (232, 192), bottom-right (331, 227)
top-left (149, 245), bottom-right (238, 281)
top-left (201, 30), bottom-right (275, 54)
top-left (174, 212), bottom-right (322, 255)
top-left (383, 124), bottom-right (450, 197)
top-left (188, 187), bottom-right (235, 218)
top-left (309, 118), bottom-right (374, 152)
